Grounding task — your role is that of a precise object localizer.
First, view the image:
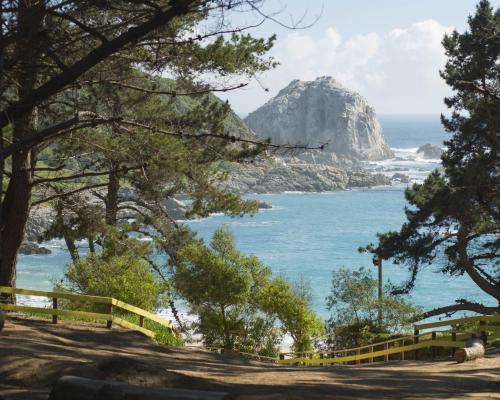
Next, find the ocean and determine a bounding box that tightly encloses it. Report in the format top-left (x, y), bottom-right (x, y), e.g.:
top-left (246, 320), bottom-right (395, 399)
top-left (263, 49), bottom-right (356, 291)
top-left (16, 115), bottom-right (495, 321)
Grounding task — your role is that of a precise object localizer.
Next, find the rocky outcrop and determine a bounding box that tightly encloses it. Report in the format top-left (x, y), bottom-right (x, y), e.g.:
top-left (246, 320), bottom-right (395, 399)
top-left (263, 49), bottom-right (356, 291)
top-left (417, 143), bottom-right (443, 159)
top-left (244, 77), bottom-right (393, 164)
top-left (223, 159), bottom-right (390, 193)
top-left (19, 242), bottom-right (51, 255)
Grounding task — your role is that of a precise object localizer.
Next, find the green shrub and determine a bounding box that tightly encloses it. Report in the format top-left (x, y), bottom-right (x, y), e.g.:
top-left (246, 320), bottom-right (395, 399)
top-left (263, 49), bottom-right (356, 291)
top-left (326, 267), bottom-right (421, 348)
top-left (59, 253), bottom-right (168, 311)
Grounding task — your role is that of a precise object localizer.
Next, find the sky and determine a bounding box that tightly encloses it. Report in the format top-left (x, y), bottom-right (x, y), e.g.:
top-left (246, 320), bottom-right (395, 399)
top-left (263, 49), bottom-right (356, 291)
top-left (214, 0), bottom-right (500, 116)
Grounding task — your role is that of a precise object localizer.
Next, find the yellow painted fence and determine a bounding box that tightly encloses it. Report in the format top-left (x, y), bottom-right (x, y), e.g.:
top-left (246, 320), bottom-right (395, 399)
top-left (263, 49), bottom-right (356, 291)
top-left (1, 286), bottom-right (498, 366)
top-left (279, 314), bottom-right (500, 366)
top-left (0, 286), bottom-right (175, 339)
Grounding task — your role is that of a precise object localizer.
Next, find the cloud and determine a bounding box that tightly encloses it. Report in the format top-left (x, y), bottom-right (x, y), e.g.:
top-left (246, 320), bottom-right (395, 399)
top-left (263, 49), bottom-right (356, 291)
top-left (220, 19), bottom-right (454, 115)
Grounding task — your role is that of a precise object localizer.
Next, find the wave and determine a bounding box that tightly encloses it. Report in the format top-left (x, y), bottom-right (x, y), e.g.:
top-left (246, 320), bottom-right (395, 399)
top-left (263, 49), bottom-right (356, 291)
top-left (390, 147), bottom-right (420, 153)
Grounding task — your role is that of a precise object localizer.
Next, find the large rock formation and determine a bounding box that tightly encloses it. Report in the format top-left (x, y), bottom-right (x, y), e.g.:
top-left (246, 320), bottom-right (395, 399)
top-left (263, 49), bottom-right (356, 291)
top-left (244, 77), bottom-right (393, 164)
top-left (417, 143), bottom-right (443, 159)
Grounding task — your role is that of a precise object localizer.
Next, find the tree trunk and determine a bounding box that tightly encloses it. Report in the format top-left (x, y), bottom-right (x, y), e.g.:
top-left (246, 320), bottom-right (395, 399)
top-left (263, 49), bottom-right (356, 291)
top-left (105, 164), bottom-right (120, 226)
top-left (0, 1), bottom-right (43, 300)
top-left (220, 305), bottom-right (231, 350)
top-left (458, 229), bottom-right (500, 303)
top-left (64, 236), bottom-right (80, 263)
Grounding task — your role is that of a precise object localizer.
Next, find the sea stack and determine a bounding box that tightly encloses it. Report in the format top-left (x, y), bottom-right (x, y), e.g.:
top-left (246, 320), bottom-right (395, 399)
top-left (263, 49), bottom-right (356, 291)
top-left (244, 76), bottom-right (393, 164)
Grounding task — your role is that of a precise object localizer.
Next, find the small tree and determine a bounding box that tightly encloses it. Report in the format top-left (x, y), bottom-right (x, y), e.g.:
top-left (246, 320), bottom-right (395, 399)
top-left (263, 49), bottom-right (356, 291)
top-left (58, 231), bottom-right (169, 311)
top-left (257, 277), bottom-right (324, 352)
top-left (326, 267), bottom-right (421, 348)
top-left (175, 228), bottom-right (272, 350)
top-left (175, 228), bottom-right (323, 353)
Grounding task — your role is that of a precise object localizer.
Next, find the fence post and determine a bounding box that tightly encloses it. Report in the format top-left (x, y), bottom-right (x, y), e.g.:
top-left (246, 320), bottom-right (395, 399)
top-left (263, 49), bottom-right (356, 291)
top-left (139, 316), bottom-right (144, 328)
top-left (431, 332), bottom-right (437, 359)
top-left (319, 352), bottom-right (324, 366)
top-left (369, 346), bottom-right (374, 363)
top-left (451, 332), bottom-right (457, 357)
top-left (384, 342), bottom-right (389, 362)
top-left (106, 303), bottom-right (113, 329)
top-left (414, 328), bottom-right (419, 360)
top-left (52, 297), bottom-right (58, 324)
top-left (480, 320), bottom-right (487, 345)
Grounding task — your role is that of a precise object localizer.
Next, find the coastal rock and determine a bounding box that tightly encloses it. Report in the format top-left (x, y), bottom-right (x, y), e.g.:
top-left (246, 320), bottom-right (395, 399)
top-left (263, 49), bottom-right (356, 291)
top-left (391, 172), bottom-right (411, 183)
top-left (244, 77), bottom-right (393, 163)
top-left (417, 143), bottom-right (443, 159)
top-left (257, 201), bottom-right (272, 209)
top-left (348, 169), bottom-right (391, 187)
top-left (25, 207), bottom-right (55, 242)
top-left (223, 159), bottom-right (390, 193)
top-left (19, 242), bottom-right (51, 255)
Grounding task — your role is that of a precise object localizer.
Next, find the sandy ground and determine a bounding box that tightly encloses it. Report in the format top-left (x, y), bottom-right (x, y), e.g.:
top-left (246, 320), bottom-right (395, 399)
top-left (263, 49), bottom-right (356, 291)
top-left (0, 317), bottom-right (499, 400)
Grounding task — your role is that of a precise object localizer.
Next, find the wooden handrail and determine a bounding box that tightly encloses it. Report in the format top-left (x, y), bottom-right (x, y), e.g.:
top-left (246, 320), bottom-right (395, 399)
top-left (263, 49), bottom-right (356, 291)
top-left (278, 339), bottom-right (468, 366)
top-left (0, 286), bottom-right (174, 339)
top-left (414, 315), bottom-right (500, 330)
top-left (279, 315), bottom-right (499, 363)
top-left (0, 286), bottom-right (113, 304)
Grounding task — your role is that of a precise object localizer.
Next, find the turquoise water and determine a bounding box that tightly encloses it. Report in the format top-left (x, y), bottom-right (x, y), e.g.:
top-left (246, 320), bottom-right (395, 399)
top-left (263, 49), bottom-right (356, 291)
top-left (16, 115), bottom-right (495, 320)
top-left (184, 188), bottom-right (493, 319)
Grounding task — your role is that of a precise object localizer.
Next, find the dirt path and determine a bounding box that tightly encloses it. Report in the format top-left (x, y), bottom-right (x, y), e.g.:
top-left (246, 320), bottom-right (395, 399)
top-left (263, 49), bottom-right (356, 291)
top-left (1, 317), bottom-right (499, 399)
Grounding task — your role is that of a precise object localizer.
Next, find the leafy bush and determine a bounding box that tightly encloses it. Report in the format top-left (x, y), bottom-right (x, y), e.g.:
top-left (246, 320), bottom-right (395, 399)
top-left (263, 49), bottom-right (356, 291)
top-left (60, 253), bottom-right (167, 310)
top-left (257, 277), bottom-right (324, 352)
top-left (175, 228), bottom-right (322, 355)
top-left (326, 267), bottom-right (421, 348)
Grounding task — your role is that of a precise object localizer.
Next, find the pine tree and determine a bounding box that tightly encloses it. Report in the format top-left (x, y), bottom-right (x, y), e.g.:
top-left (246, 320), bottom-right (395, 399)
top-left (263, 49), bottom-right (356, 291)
top-left (370, 0), bottom-right (500, 317)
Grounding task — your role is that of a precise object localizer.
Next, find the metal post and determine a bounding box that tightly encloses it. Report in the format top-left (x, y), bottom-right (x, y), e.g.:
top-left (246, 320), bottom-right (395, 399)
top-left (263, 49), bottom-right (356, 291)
top-left (373, 256), bottom-right (383, 328)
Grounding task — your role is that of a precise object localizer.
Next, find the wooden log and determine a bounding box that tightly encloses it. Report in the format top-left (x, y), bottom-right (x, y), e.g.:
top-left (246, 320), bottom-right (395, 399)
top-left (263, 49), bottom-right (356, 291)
top-left (455, 344), bottom-right (485, 364)
top-left (49, 376), bottom-right (232, 400)
top-left (0, 311), bottom-right (5, 332)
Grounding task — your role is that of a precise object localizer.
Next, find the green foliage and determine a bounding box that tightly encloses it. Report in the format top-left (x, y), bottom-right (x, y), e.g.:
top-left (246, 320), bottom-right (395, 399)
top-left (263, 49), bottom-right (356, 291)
top-left (175, 228), bottom-right (322, 354)
top-left (116, 312), bottom-right (184, 347)
top-left (59, 251), bottom-right (168, 312)
top-left (175, 228), bottom-right (273, 351)
top-left (257, 278), bottom-right (324, 353)
top-left (326, 267), bottom-right (421, 348)
top-left (366, 0), bottom-right (500, 315)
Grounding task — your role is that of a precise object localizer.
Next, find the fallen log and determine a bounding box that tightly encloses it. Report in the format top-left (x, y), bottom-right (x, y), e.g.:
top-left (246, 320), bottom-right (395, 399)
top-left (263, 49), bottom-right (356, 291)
top-left (455, 343), bottom-right (485, 363)
top-left (49, 376), bottom-right (233, 400)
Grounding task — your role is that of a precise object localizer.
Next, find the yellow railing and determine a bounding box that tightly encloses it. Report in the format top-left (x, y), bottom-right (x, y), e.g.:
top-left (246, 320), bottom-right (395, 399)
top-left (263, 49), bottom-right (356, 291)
top-left (278, 314), bottom-right (500, 366)
top-left (0, 286), bottom-right (175, 339)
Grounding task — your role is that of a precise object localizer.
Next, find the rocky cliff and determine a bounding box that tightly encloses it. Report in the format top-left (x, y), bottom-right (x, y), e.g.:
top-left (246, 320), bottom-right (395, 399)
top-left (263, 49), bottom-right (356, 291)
top-left (222, 159), bottom-right (391, 194)
top-left (244, 77), bottom-right (393, 164)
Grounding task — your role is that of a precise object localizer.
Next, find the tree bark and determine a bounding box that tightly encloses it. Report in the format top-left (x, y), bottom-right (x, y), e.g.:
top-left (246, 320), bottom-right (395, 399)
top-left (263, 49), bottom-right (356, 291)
top-left (420, 301), bottom-right (500, 320)
top-left (0, 1), bottom-right (43, 299)
top-left (220, 305), bottom-right (231, 350)
top-left (458, 228), bottom-right (500, 302)
top-left (105, 164), bottom-right (120, 226)
top-left (455, 343), bottom-right (485, 363)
